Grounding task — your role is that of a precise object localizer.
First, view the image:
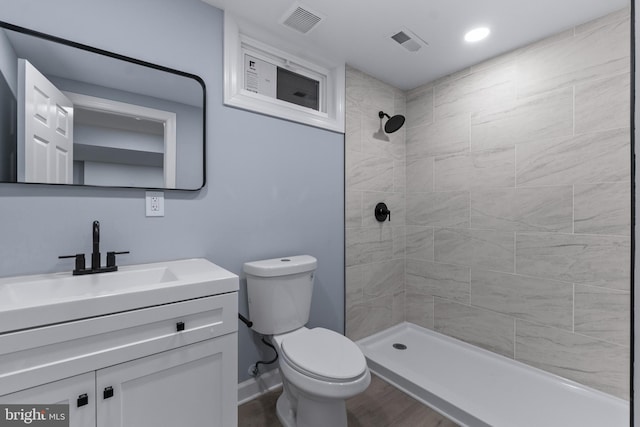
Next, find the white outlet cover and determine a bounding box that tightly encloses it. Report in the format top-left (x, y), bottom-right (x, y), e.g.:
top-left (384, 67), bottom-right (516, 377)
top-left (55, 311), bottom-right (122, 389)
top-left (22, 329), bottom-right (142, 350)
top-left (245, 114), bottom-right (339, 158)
top-left (145, 191), bottom-right (165, 217)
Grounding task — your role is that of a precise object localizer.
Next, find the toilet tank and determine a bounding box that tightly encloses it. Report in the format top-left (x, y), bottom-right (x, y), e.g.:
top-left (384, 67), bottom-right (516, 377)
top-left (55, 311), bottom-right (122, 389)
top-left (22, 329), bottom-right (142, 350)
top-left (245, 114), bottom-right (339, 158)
top-left (243, 255), bottom-right (317, 335)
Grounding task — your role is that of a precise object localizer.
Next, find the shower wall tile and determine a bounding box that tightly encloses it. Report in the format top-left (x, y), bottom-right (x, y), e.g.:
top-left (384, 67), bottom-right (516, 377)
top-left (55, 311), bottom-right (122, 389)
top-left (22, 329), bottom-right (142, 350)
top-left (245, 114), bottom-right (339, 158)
top-left (346, 227), bottom-right (393, 267)
top-left (575, 73), bottom-right (630, 134)
top-left (406, 115), bottom-right (469, 159)
top-left (346, 294), bottom-right (393, 341)
top-left (362, 118), bottom-right (404, 161)
top-left (406, 157), bottom-right (434, 193)
top-left (346, 191), bottom-right (362, 228)
top-left (470, 269), bottom-right (573, 330)
top-left (346, 150), bottom-right (394, 192)
top-left (574, 182), bottom-right (630, 236)
top-left (516, 233), bottom-right (630, 290)
top-left (392, 226), bottom-right (406, 259)
top-left (405, 226), bottom-right (434, 261)
top-left (405, 85), bottom-right (434, 129)
top-left (362, 192), bottom-right (405, 227)
top-left (363, 259), bottom-right (405, 299)
top-left (574, 285), bottom-right (630, 347)
top-left (345, 110), bottom-right (362, 152)
top-left (406, 259), bottom-right (470, 303)
top-left (434, 147), bottom-right (515, 191)
top-left (392, 291), bottom-right (406, 325)
top-left (434, 228), bottom-right (515, 272)
top-left (515, 320), bottom-right (629, 399)
top-left (469, 87), bottom-right (573, 151)
top-left (516, 17), bottom-right (629, 98)
top-left (434, 298), bottom-right (515, 358)
top-left (575, 6), bottom-right (629, 34)
top-left (434, 64), bottom-right (516, 120)
top-left (406, 191), bottom-right (469, 228)
top-left (405, 291), bottom-right (434, 329)
top-left (516, 128), bottom-right (630, 187)
top-left (394, 160), bottom-right (406, 193)
top-left (346, 265), bottom-right (364, 307)
top-left (470, 186), bottom-right (573, 232)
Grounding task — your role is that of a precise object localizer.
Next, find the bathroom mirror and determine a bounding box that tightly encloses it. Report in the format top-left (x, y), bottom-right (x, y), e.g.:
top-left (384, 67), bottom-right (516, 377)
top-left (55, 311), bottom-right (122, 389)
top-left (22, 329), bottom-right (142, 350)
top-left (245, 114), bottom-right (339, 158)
top-left (0, 22), bottom-right (205, 190)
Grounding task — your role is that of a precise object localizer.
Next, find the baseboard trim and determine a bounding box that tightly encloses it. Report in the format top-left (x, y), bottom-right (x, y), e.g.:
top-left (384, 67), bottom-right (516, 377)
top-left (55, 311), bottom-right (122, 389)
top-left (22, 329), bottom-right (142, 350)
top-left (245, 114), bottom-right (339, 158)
top-left (237, 368), bottom-right (283, 405)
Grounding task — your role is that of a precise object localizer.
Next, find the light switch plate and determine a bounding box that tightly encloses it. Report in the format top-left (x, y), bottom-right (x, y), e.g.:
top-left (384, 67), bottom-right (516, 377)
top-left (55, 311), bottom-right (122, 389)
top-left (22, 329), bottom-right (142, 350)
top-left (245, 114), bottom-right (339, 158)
top-left (145, 191), bottom-right (164, 217)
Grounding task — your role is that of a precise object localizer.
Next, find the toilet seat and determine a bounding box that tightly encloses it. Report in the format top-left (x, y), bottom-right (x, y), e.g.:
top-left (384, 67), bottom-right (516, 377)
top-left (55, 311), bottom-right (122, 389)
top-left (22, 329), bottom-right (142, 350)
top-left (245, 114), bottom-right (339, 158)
top-left (280, 328), bottom-right (367, 382)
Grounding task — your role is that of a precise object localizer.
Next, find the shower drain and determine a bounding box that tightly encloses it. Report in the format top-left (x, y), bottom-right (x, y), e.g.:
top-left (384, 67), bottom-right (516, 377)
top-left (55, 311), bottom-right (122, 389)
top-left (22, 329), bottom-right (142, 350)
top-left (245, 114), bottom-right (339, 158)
top-left (392, 343), bottom-right (407, 350)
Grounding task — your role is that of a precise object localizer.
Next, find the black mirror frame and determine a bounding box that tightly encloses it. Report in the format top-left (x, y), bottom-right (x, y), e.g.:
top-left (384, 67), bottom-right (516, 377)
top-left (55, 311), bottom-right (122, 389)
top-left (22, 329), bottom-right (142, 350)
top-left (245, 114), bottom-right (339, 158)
top-left (0, 20), bottom-right (207, 191)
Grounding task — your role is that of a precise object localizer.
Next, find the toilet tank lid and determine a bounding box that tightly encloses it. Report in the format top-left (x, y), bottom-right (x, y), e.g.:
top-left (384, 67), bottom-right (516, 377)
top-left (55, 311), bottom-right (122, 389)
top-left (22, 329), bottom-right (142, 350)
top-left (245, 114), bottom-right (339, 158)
top-left (243, 255), bottom-right (317, 277)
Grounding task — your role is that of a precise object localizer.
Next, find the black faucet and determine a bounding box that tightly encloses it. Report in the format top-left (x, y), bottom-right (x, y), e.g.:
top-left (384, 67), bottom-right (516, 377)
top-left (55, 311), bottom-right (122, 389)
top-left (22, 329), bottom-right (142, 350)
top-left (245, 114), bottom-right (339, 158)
top-left (59, 220), bottom-right (129, 275)
top-left (92, 220), bottom-right (101, 270)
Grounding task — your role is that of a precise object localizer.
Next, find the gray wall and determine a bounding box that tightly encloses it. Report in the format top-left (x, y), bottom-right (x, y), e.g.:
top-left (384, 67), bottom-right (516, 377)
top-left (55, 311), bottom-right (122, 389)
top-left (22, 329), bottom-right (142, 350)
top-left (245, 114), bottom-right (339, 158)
top-left (0, 0), bottom-right (345, 383)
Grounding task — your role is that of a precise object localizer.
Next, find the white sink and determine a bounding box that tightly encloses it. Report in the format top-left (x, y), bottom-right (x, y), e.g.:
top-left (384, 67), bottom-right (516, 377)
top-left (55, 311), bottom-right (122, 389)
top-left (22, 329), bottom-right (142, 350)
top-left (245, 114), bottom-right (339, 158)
top-left (0, 258), bottom-right (238, 334)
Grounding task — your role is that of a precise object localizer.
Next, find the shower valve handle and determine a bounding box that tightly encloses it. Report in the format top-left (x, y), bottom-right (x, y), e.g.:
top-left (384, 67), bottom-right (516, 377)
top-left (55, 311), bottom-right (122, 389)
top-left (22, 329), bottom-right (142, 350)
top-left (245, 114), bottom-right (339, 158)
top-left (375, 202), bottom-right (391, 222)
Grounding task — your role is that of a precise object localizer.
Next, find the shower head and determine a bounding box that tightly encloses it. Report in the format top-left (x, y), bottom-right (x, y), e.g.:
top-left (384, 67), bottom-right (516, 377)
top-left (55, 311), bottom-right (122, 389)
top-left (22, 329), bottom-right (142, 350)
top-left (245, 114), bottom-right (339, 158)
top-left (378, 111), bottom-right (406, 133)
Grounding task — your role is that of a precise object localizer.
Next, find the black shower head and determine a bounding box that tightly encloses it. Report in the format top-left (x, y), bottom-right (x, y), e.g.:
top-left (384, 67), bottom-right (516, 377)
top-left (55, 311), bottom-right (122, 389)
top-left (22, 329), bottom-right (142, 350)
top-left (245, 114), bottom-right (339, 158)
top-left (378, 111), bottom-right (406, 134)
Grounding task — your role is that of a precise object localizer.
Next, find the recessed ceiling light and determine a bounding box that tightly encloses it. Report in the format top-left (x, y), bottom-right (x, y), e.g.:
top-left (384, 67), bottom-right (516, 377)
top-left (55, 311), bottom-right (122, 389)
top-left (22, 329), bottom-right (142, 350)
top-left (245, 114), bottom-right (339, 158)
top-left (464, 27), bottom-right (490, 43)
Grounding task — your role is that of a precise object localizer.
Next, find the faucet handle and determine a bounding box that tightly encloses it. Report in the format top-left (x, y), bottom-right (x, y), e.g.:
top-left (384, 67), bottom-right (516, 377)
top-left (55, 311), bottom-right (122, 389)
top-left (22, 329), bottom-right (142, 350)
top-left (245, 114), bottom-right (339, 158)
top-left (59, 253), bottom-right (86, 273)
top-left (106, 251), bottom-right (130, 268)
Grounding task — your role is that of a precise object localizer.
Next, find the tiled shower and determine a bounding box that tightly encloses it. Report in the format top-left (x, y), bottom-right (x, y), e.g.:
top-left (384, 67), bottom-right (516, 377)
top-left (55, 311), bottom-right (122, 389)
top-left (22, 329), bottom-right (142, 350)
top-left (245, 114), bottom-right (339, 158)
top-left (346, 8), bottom-right (630, 400)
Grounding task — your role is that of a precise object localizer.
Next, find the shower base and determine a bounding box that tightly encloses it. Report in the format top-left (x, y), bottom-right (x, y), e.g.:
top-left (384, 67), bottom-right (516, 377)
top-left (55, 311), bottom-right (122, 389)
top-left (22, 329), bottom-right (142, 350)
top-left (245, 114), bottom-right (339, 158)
top-left (357, 322), bottom-right (628, 427)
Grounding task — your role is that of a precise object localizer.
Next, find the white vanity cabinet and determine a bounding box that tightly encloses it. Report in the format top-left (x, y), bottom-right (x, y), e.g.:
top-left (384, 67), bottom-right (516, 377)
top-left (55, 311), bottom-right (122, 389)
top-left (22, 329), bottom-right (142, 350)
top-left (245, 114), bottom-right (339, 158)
top-left (0, 259), bottom-right (239, 427)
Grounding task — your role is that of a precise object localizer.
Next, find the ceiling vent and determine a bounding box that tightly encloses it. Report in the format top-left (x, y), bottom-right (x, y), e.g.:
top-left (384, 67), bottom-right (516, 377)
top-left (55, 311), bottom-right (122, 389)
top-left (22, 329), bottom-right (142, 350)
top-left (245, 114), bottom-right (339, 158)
top-left (280, 3), bottom-right (323, 34)
top-left (390, 28), bottom-right (428, 52)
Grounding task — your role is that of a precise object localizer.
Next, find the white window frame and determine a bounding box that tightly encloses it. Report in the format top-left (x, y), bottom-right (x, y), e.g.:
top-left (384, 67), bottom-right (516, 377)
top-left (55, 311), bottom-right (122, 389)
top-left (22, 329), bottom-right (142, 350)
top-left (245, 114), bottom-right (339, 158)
top-left (223, 13), bottom-right (345, 133)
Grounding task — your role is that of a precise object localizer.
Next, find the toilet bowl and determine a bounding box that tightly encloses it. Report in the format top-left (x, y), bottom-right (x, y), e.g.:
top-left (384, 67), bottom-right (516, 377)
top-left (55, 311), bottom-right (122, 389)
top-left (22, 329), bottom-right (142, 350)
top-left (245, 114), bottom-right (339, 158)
top-left (243, 255), bottom-right (371, 427)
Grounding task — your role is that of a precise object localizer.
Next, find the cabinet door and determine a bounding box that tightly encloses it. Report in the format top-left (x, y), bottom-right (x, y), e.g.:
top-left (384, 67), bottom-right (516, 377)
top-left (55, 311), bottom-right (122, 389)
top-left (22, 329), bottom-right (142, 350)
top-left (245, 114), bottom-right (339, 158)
top-left (0, 372), bottom-right (95, 427)
top-left (97, 334), bottom-right (237, 427)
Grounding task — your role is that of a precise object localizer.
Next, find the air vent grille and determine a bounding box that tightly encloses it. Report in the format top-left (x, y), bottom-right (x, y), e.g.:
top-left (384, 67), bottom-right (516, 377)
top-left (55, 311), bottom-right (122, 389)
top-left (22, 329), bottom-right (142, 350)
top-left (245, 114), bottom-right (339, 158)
top-left (281, 5), bottom-right (323, 34)
top-left (391, 28), bottom-right (428, 53)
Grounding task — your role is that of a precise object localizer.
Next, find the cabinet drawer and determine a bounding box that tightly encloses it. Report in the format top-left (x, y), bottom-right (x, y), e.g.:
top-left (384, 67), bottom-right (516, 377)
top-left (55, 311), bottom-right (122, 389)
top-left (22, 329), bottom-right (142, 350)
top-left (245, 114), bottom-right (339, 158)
top-left (0, 292), bottom-right (237, 396)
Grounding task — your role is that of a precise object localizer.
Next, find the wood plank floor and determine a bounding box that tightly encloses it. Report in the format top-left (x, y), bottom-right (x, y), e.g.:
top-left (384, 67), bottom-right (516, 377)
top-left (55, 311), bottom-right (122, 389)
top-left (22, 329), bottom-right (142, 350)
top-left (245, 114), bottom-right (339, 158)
top-left (238, 373), bottom-right (459, 427)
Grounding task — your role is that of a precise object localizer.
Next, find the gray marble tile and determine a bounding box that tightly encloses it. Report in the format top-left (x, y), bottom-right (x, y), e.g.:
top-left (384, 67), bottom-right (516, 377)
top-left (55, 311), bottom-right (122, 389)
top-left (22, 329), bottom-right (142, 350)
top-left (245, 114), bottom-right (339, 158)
top-left (346, 226), bottom-right (393, 267)
top-left (515, 320), bottom-right (629, 399)
top-left (470, 269), bottom-right (572, 329)
top-left (346, 191), bottom-right (362, 228)
top-left (346, 294), bottom-right (394, 341)
top-left (574, 182), bottom-right (630, 236)
top-left (516, 233), bottom-right (630, 290)
top-left (575, 7), bottom-right (629, 34)
top-left (406, 192), bottom-right (470, 228)
top-left (406, 84), bottom-right (433, 129)
top-left (406, 259), bottom-right (470, 303)
top-left (470, 87), bottom-right (573, 151)
top-left (514, 28), bottom-right (574, 58)
top-left (406, 115), bottom-right (469, 159)
top-left (516, 128), bottom-right (630, 187)
top-left (363, 259), bottom-right (405, 299)
top-left (434, 147), bottom-right (515, 191)
top-left (517, 17), bottom-right (629, 98)
top-left (346, 265), bottom-right (364, 307)
top-left (434, 298), bottom-right (515, 358)
top-left (362, 116), bottom-right (405, 161)
top-left (575, 73), bottom-right (630, 135)
top-left (434, 64), bottom-right (516, 120)
top-left (346, 150), bottom-right (394, 192)
top-left (434, 228), bottom-right (515, 272)
top-left (345, 110), bottom-right (362, 153)
top-left (392, 225), bottom-right (406, 259)
top-left (575, 285), bottom-right (630, 347)
top-left (392, 291), bottom-right (405, 325)
top-left (405, 291), bottom-right (434, 329)
top-left (406, 157), bottom-right (434, 193)
top-left (346, 69), bottom-right (369, 115)
top-left (393, 160), bottom-right (406, 193)
top-left (470, 186), bottom-right (573, 232)
top-left (405, 226), bottom-right (434, 261)
top-left (362, 192), bottom-right (405, 227)
top-left (471, 50), bottom-right (518, 73)
top-left (431, 67), bottom-right (472, 88)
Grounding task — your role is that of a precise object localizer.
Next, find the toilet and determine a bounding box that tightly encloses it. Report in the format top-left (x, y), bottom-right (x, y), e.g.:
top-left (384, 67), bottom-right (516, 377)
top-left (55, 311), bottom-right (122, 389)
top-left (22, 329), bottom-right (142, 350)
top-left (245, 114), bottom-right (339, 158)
top-left (244, 255), bottom-right (371, 427)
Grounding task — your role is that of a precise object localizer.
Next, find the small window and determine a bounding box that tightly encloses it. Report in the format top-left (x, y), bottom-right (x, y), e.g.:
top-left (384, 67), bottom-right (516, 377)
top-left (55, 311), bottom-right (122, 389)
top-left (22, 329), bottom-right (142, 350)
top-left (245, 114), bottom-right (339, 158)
top-left (223, 14), bottom-right (345, 133)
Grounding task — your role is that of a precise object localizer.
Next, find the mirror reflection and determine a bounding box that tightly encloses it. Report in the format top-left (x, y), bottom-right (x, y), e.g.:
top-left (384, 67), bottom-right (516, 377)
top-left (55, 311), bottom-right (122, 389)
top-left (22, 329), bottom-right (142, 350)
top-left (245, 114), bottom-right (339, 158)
top-left (0, 23), bottom-right (205, 190)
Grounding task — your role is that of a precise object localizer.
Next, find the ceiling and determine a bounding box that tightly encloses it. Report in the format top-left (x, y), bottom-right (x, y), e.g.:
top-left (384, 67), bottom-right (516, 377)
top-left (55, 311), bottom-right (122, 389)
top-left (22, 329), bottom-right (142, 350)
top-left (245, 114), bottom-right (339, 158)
top-left (203, 0), bottom-right (629, 90)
